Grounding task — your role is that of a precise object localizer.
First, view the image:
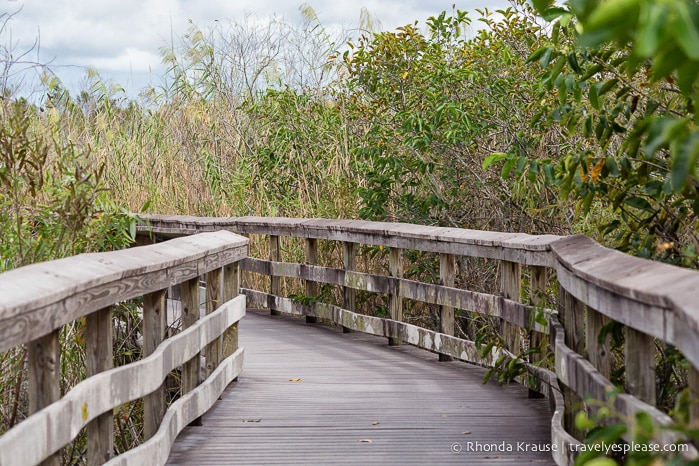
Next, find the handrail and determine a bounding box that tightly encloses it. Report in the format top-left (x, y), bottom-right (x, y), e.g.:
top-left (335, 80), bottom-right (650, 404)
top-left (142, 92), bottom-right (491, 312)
top-left (138, 214), bottom-right (699, 465)
top-left (0, 231), bottom-right (248, 466)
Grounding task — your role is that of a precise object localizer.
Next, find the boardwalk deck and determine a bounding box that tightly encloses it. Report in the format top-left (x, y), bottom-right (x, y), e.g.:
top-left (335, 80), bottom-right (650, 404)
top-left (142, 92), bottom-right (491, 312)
top-left (167, 310), bottom-right (555, 465)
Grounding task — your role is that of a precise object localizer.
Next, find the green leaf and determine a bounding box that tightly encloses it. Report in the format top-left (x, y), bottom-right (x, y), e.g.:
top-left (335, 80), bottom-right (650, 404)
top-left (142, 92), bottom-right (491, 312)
top-left (542, 7), bottom-right (569, 22)
top-left (675, 3), bottom-right (699, 60)
top-left (625, 196), bottom-right (653, 212)
top-left (671, 131), bottom-right (699, 193)
top-left (482, 152), bottom-right (509, 170)
top-left (581, 0), bottom-right (640, 46)
top-left (589, 83), bottom-right (600, 110)
top-left (636, 2), bottom-right (669, 57)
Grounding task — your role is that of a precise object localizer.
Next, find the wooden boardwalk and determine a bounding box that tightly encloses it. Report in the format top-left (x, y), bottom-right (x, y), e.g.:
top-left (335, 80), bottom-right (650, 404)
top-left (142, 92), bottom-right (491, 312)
top-left (167, 310), bottom-right (555, 465)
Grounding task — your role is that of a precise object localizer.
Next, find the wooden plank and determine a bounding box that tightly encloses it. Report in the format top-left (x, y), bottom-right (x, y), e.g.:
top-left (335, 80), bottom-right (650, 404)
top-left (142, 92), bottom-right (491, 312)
top-left (342, 241), bottom-right (357, 333)
top-left (625, 327), bottom-right (656, 405)
top-left (0, 231), bottom-right (248, 352)
top-left (0, 296), bottom-right (246, 466)
top-left (500, 260), bottom-right (522, 355)
top-left (388, 247), bottom-right (403, 346)
top-left (557, 288), bottom-right (584, 440)
top-left (439, 253), bottom-right (455, 362)
top-left (529, 266), bottom-right (547, 366)
top-left (106, 348), bottom-right (244, 466)
top-left (166, 311), bottom-right (555, 466)
top-left (585, 308), bottom-right (610, 380)
top-left (86, 306), bottom-right (114, 465)
top-left (137, 214), bottom-right (560, 266)
top-left (28, 330), bottom-right (61, 466)
top-left (269, 236), bottom-right (281, 316)
top-left (305, 238), bottom-right (318, 324)
top-left (181, 276), bottom-right (202, 425)
top-left (206, 268), bottom-right (223, 376)
top-left (222, 263), bottom-right (240, 358)
top-left (143, 289), bottom-right (167, 440)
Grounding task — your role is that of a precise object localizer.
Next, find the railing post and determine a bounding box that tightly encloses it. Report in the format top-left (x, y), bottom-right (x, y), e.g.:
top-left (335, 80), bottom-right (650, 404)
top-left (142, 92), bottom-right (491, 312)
top-left (439, 253), bottom-right (455, 362)
top-left (143, 289), bottom-right (167, 440)
top-left (500, 260), bottom-right (521, 354)
top-left (305, 238), bottom-right (318, 324)
top-left (28, 330), bottom-right (61, 466)
top-left (625, 328), bottom-right (656, 405)
top-left (585, 308), bottom-right (611, 380)
top-left (205, 268), bottom-right (222, 377)
top-left (181, 276), bottom-right (202, 425)
top-left (529, 265), bottom-right (547, 366)
top-left (528, 265), bottom-right (547, 398)
top-left (342, 241), bottom-right (357, 333)
top-left (690, 367), bottom-right (699, 425)
top-left (86, 306), bottom-right (114, 465)
top-left (388, 247), bottom-right (403, 346)
top-left (558, 287), bottom-right (585, 439)
top-left (270, 235), bottom-right (281, 316)
top-left (222, 262), bottom-right (240, 359)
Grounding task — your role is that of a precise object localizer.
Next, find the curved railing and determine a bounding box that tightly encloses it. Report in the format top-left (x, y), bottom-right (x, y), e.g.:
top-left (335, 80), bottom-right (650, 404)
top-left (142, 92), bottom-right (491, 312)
top-left (138, 215), bottom-right (699, 465)
top-left (0, 231), bottom-right (248, 466)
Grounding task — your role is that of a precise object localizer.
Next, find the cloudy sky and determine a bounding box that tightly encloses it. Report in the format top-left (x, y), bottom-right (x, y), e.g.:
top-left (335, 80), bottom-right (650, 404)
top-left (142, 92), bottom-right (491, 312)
top-left (3, 0), bottom-right (509, 99)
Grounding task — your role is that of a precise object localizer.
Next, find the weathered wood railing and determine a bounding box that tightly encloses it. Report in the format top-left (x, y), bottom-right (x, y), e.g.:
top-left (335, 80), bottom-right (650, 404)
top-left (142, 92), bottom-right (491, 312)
top-left (0, 231), bottom-right (248, 466)
top-left (138, 215), bottom-right (699, 465)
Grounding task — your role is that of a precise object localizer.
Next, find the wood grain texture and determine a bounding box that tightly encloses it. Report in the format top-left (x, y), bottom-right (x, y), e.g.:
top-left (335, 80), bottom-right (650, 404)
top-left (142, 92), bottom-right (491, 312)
top-left (0, 297), bottom-right (246, 466)
top-left (104, 348), bottom-right (244, 466)
top-left (0, 231), bottom-right (248, 352)
top-left (166, 311), bottom-right (555, 466)
top-left (241, 258), bottom-right (547, 333)
top-left (86, 306), bottom-right (114, 465)
top-left (144, 289), bottom-right (168, 440)
top-left (137, 215), bottom-right (560, 266)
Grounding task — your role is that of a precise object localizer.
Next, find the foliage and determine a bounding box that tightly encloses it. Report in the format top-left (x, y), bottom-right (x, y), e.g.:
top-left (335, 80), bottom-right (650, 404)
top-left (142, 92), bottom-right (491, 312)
top-left (343, 3), bottom-right (568, 234)
top-left (572, 391), bottom-right (699, 466)
top-left (486, 0), bottom-right (699, 266)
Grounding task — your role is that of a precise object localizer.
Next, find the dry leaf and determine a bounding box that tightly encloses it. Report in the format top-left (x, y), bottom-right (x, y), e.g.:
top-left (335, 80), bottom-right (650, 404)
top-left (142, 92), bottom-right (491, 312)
top-left (462, 431), bottom-right (472, 435)
top-left (442, 414), bottom-right (449, 418)
top-left (359, 439), bottom-right (373, 443)
top-left (371, 421), bottom-right (380, 426)
top-left (242, 419), bottom-right (261, 423)
top-left (289, 378), bottom-right (302, 382)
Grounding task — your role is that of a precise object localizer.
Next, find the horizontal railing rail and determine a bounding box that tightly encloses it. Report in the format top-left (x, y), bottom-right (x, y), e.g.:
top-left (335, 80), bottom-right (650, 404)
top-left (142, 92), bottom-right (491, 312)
top-left (138, 215), bottom-right (699, 465)
top-left (0, 231), bottom-right (248, 466)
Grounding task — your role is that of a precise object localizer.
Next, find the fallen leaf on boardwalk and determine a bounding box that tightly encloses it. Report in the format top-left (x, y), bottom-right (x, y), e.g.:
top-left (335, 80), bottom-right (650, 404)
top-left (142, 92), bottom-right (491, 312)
top-left (462, 431), bottom-right (471, 435)
top-left (359, 439), bottom-right (373, 443)
top-left (371, 421), bottom-right (380, 426)
top-left (242, 419), bottom-right (261, 423)
top-left (442, 414), bottom-right (449, 418)
top-left (289, 378), bottom-right (302, 382)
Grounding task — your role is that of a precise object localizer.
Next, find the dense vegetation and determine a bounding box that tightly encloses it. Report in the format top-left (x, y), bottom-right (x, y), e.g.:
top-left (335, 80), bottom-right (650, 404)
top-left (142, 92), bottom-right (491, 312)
top-left (2, 0), bottom-right (699, 463)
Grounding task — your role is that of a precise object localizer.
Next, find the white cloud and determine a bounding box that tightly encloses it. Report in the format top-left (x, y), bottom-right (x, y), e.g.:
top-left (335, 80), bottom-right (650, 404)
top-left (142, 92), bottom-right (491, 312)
top-left (2, 0), bottom-right (510, 98)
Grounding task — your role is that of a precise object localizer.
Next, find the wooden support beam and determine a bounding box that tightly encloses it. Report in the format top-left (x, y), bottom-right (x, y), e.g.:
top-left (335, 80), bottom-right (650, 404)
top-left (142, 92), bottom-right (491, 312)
top-left (205, 268), bottom-right (222, 377)
top-left (222, 262), bottom-right (240, 359)
top-left (181, 276), bottom-right (202, 425)
top-left (585, 308), bottom-right (611, 380)
top-left (270, 235), bottom-right (281, 316)
top-left (558, 286), bottom-right (585, 440)
top-left (439, 253), bottom-right (455, 362)
top-left (86, 306), bottom-right (114, 465)
top-left (28, 330), bottom-right (60, 466)
top-left (388, 247), bottom-right (403, 346)
top-left (625, 327), bottom-right (656, 405)
top-left (528, 266), bottom-right (547, 398)
top-left (690, 366), bottom-right (699, 426)
top-left (143, 289), bottom-right (167, 440)
top-left (500, 260), bottom-right (522, 355)
top-left (305, 238), bottom-right (318, 324)
top-left (342, 241), bottom-right (357, 333)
